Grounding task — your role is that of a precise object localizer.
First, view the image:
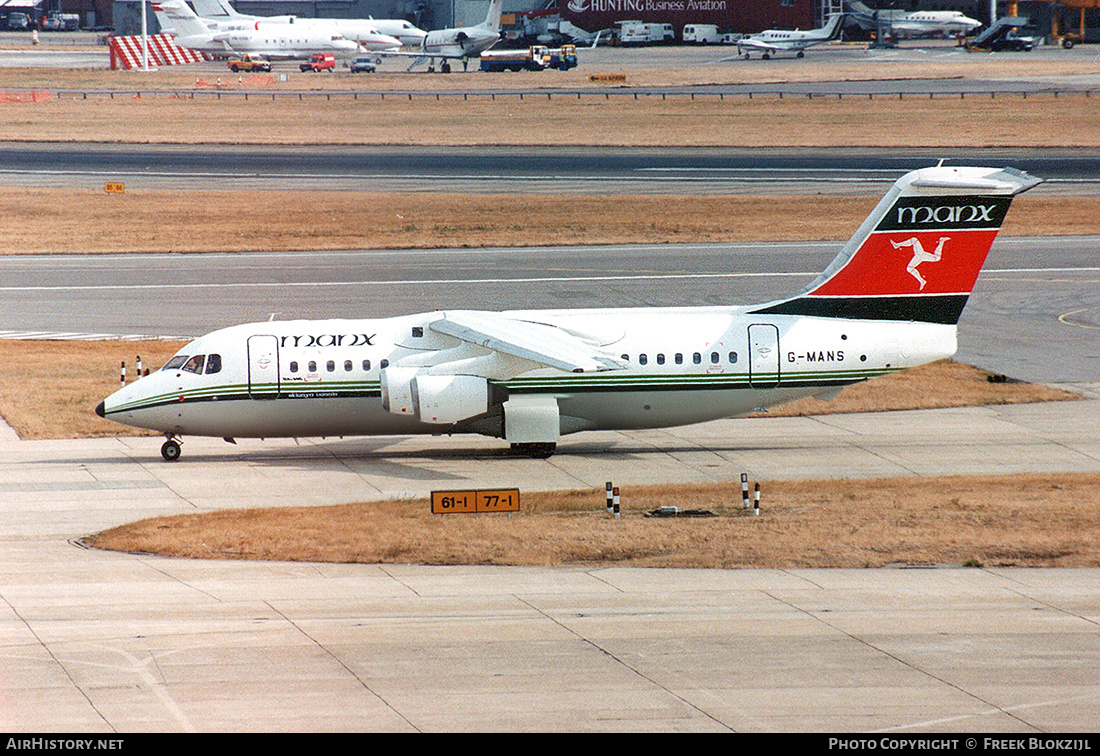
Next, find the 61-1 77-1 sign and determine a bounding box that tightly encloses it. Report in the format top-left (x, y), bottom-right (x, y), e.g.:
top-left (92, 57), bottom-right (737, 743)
top-left (431, 489), bottom-right (520, 514)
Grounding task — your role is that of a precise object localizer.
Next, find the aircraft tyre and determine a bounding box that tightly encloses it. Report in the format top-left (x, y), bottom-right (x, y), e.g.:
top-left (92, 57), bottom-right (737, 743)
top-left (441, 61), bottom-right (451, 73)
top-left (161, 438), bottom-right (182, 462)
top-left (797, 51), bottom-right (804, 58)
top-left (510, 442), bottom-right (556, 459)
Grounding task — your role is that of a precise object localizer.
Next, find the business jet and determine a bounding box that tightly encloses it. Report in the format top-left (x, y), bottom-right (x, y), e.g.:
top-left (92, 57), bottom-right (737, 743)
top-left (846, 2), bottom-right (982, 36)
top-left (375, 0), bottom-right (504, 72)
top-left (735, 13), bottom-right (847, 59)
top-left (188, 0), bottom-right (428, 49)
top-left (152, 0), bottom-right (395, 57)
top-left (97, 165), bottom-right (1040, 462)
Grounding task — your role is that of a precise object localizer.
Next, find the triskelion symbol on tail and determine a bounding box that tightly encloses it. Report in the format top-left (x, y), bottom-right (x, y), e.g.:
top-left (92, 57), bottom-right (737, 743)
top-left (890, 236), bottom-right (950, 290)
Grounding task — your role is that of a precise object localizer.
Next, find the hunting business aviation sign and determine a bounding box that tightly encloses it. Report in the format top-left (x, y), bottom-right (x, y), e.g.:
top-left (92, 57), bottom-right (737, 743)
top-left (562, 0), bottom-right (814, 35)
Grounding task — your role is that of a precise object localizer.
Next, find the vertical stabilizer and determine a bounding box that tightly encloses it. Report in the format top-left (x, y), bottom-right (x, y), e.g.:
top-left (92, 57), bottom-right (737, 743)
top-left (752, 166), bottom-right (1040, 324)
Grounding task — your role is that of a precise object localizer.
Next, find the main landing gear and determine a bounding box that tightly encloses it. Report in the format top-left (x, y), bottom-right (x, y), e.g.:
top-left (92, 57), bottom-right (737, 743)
top-left (161, 435), bottom-right (182, 462)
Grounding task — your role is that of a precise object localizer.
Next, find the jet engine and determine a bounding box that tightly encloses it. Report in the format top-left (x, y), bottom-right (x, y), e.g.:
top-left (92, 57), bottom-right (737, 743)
top-left (381, 367), bottom-right (489, 425)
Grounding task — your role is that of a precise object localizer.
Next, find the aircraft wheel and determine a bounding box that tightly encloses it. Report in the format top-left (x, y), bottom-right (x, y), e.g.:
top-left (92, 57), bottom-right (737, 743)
top-left (441, 61), bottom-right (451, 73)
top-left (762, 52), bottom-right (770, 59)
top-left (161, 438), bottom-right (182, 462)
top-left (797, 51), bottom-right (805, 58)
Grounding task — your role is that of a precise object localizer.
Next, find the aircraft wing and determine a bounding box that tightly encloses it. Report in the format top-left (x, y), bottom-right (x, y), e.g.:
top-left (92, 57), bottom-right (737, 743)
top-left (735, 37), bottom-right (784, 52)
top-left (431, 311), bottom-right (627, 373)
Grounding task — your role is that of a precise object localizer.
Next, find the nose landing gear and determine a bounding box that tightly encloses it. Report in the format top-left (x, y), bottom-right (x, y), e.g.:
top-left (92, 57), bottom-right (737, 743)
top-left (161, 435), bottom-right (182, 462)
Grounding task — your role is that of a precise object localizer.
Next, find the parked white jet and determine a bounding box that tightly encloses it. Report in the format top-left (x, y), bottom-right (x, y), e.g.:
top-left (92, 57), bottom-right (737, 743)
top-left (846, 3), bottom-right (982, 36)
top-left (735, 13), bottom-right (847, 58)
top-left (152, 0), bottom-right (391, 57)
top-left (188, 0), bottom-right (428, 49)
top-left (376, 0), bottom-right (504, 72)
top-left (97, 165), bottom-right (1040, 461)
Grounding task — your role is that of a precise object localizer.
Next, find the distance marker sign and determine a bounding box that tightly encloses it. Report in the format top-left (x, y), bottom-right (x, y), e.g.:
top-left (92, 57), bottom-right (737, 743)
top-left (431, 489), bottom-right (520, 514)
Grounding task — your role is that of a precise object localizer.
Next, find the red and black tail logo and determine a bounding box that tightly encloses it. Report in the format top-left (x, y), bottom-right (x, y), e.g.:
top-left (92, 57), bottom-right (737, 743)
top-left (754, 194), bottom-right (1014, 324)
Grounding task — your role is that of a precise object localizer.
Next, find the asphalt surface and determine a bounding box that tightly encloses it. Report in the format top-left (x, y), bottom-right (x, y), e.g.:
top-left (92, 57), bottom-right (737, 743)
top-left (2, 143), bottom-right (1099, 194)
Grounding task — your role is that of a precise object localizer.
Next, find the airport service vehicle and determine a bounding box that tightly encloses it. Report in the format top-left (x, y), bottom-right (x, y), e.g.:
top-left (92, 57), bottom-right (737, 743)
top-left (480, 46), bottom-right (549, 71)
top-left (97, 165), bottom-right (1040, 462)
top-left (349, 56), bottom-right (377, 73)
top-left (479, 44), bottom-right (575, 71)
top-left (619, 21), bottom-right (675, 45)
top-left (228, 53), bottom-right (271, 72)
top-left (683, 24), bottom-right (719, 44)
top-left (300, 52), bottom-right (335, 71)
top-left (735, 13), bottom-right (846, 59)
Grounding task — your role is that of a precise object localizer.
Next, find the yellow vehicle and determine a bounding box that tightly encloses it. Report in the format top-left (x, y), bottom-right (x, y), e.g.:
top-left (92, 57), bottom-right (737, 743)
top-left (228, 54), bottom-right (272, 73)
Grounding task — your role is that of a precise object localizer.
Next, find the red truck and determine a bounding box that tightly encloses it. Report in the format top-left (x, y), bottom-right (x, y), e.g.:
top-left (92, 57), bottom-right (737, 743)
top-left (300, 53), bottom-right (336, 72)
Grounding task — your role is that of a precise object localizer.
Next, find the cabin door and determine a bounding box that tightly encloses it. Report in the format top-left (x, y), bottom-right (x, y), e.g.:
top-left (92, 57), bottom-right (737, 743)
top-left (247, 335), bottom-right (280, 399)
top-left (748, 324), bottom-right (780, 388)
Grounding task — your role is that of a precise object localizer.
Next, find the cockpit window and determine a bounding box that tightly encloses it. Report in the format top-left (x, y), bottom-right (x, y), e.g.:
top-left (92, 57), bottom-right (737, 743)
top-left (162, 355), bottom-right (188, 371)
top-left (182, 355), bottom-right (205, 374)
top-left (205, 354), bottom-right (222, 374)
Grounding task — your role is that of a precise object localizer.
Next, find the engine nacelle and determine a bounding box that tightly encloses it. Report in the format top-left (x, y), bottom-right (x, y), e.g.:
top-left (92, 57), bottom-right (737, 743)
top-left (380, 366), bottom-right (419, 416)
top-left (413, 374), bottom-right (489, 424)
top-left (381, 368), bottom-right (490, 424)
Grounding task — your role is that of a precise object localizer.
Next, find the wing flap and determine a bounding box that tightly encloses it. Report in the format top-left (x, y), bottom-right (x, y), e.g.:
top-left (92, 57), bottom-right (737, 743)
top-left (431, 311), bottom-right (626, 373)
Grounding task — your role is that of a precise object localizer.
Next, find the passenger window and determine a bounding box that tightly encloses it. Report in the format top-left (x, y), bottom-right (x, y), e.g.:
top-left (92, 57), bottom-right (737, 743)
top-left (693, 353), bottom-right (702, 365)
top-left (308, 361), bottom-right (317, 372)
top-left (639, 354), bottom-right (648, 366)
top-left (362, 359), bottom-right (371, 371)
top-left (621, 354), bottom-right (629, 362)
top-left (289, 361), bottom-right (298, 373)
top-left (326, 360), bottom-right (335, 373)
top-left (163, 355), bottom-right (188, 371)
top-left (711, 352), bottom-right (720, 364)
top-left (205, 354), bottom-right (222, 374)
top-left (656, 354), bottom-right (665, 365)
top-left (729, 351), bottom-right (738, 364)
top-left (675, 353), bottom-right (683, 365)
top-left (182, 355), bottom-right (205, 374)
top-left (380, 359), bottom-right (389, 369)
top-left (344, 360), bottom-right (353, 372)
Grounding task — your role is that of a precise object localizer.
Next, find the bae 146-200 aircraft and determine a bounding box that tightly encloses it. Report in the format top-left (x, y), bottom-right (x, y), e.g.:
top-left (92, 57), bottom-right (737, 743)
top-left (97, 165), bottom-right (1040, 461)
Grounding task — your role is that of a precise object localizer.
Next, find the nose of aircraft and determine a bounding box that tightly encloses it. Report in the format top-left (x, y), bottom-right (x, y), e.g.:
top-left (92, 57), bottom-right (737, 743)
top-left (95, 400), bottom-right (105, 418)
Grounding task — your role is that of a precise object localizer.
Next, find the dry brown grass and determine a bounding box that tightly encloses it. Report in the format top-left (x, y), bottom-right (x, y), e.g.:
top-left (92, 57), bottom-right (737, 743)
top-left (5, 93), bottom-right (1098, 147)
top-left (0, 339), bottom-right (185, 439)
top-left (86, 472), bottom-right (1100, 568)
top-left (0, 189), bottom-right (1093, 256)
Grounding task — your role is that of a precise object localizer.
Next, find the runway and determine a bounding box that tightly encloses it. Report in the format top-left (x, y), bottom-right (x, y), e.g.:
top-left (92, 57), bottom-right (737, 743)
top-left (3, 143), bottom-right (1099, 194)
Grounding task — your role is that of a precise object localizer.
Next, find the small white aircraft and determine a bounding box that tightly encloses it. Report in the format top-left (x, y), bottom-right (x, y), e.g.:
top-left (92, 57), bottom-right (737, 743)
top-left (376, 0), bottom-right (504, 72)
top-left (735, 13), bottom-right (847, 59)
top-left (188, 0), bottom-right (428, 50)
top-left (846, 3), bottom-right (982, 36)
top-left (152, 0), bottom-right (396, 57)
top-left (97, 165), bottom-right (1040, 461)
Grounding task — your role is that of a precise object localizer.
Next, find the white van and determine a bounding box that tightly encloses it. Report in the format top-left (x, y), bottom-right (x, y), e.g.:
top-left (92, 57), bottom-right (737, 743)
top-left (683, 24), bottom-right (719, 44)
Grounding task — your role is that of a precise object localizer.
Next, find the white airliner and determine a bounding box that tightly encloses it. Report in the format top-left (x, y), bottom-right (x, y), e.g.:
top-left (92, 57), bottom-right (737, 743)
top-left (152, 0), bottom-right (396, 57)
top-left (375, 0), bottom-right (504, 72)
top-left (735, 13), bottom-right (847, 58)
top-left (188, 0), bottom-right (428, 49)
top-left (846, 3), bottom-right (982, 36)
top-left (97, 165), bottom-right (1040, 461)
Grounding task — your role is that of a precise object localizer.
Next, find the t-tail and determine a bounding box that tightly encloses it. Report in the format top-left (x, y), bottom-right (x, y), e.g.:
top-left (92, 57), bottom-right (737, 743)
top-left (753, 165), bottom-right (1041, 325)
